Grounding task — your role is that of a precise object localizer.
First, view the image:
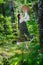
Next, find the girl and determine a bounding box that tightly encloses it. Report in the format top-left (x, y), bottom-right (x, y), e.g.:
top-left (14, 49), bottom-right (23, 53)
top-left (17, 6), bottom-right (34, 45)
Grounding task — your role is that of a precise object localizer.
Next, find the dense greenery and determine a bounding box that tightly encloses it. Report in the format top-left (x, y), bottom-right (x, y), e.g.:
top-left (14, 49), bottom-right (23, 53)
top-left (0, 0), bottom-right (43, 65)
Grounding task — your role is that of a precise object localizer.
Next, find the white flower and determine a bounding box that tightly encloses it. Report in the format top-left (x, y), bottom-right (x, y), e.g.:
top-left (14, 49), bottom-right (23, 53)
top-left (17, 42), bottom-right (20, 45)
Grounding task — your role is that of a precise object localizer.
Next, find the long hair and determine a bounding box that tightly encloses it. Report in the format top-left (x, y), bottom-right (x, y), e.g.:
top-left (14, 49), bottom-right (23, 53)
top-left (18, 14), bottom-right (20, 20)
top-left (17, 14), bottom-right (20, 28)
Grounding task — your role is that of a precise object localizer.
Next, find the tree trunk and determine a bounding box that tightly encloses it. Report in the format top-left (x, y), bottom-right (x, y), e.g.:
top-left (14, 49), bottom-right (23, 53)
top-left (9, 1), bottom-right (15, 23)
top-left (24, 0), bottom-right (26, 4)
top-left (38, 0), bottom-right (43, 50)
top-left (2, 3), bottom-right (6, 17)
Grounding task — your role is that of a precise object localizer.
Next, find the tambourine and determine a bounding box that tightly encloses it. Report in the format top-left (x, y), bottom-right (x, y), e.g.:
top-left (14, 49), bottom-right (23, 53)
top-left (22, 5), bottom-right (30, 13)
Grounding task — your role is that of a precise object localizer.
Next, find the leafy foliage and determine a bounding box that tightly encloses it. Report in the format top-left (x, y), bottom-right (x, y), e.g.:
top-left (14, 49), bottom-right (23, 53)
top-left (0, 0), bottom-right (42, 65)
